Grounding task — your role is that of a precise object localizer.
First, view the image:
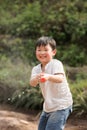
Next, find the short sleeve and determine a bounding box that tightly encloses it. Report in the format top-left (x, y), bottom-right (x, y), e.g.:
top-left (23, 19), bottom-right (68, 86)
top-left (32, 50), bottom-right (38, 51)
top-left (52, 59), bottom-right (64, 74)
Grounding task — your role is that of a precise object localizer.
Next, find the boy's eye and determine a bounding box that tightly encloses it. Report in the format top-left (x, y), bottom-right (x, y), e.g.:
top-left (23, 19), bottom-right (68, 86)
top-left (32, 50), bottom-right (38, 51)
top-left (37, 49), bottom-right (48, 51)
top-left (37, 49), bottom-right (41, 51)
top-left (44, 49), bottom-right (48, 51)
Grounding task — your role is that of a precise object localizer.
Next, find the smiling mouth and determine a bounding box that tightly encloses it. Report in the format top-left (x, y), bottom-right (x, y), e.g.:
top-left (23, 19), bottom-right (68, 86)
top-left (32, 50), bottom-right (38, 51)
top-left (40, 56), bottom-right (46, 59)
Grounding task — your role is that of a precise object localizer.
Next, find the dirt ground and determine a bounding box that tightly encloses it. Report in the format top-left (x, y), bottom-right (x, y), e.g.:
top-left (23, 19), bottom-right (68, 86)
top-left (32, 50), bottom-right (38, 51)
top-left (0, 104), bottom-right (87, 130)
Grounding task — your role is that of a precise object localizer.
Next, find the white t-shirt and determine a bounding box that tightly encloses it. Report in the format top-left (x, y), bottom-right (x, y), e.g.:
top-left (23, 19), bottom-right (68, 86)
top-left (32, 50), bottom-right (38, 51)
top-left (30, 59), bottom-right (73, 112)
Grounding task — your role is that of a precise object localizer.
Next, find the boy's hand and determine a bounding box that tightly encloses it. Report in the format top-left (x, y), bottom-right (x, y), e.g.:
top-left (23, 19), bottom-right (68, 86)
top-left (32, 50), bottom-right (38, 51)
top-left (39, 73), bottom-right (50, 83)
top-left (40, 77), bottom-right (46, 82)
top-left (37, 72), bottom-right (64, 84)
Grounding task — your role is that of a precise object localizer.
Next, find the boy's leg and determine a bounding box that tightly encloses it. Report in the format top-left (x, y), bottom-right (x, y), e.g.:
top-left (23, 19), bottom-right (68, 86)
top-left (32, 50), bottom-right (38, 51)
top-left (46, 106), bottom-right (72, 130)
top-left (38, 111), bottom-right (48, 130)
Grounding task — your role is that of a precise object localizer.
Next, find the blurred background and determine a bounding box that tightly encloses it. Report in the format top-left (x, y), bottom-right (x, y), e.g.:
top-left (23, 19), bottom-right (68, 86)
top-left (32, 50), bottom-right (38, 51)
top-left (0, 0), bottom-right (87, 117)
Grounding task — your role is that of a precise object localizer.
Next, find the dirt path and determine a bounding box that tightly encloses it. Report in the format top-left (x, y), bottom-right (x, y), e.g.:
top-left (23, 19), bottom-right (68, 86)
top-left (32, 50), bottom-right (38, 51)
top-left (0, 104), bottom-right (87, 130)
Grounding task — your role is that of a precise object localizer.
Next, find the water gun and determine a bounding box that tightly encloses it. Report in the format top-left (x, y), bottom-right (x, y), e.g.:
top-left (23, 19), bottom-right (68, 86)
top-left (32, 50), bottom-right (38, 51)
top-left (40, 77), bottom-right (46, 82)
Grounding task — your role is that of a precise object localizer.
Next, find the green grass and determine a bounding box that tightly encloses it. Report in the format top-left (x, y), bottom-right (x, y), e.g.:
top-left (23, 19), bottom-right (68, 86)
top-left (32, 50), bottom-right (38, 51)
top-left (70, 79), bottom-right (87, 116)
top-left (0, 57), bottom-right (32, 102)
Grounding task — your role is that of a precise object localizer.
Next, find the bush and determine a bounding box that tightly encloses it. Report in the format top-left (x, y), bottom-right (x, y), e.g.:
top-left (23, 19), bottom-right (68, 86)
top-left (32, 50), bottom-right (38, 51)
top-left (70, 79), bottom-right (87, 116)
top-left (0, 0), bottom-right (87, 66)
top-left (10, 86), bottom-right (43, 110)
top-left (56, 44), bottom-right (86, 66)
top-left (0, 57), bottom-right (32, 103)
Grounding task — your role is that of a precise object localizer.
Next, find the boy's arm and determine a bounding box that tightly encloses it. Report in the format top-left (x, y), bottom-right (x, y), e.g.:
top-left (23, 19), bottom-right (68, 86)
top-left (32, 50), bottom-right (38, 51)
top-left (29, 73), bottom-right (41, 87)
top-left (48, 73), bottom-right (64, 83)
top-left (40, 73), bottom-right (64, 83)
top-left (29, 76), bottom-right (39, 87)
top-left (29, 72), bottom-right (64, 86)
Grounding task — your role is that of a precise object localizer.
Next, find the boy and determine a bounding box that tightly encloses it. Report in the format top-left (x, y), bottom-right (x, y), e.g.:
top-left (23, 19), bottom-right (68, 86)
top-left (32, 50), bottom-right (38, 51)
top-left (29, 36), bottom-right (73, 130)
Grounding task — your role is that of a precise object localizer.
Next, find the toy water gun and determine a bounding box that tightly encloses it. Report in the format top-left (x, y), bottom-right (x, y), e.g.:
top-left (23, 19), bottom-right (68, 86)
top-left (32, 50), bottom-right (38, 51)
top-left (40, 77), bottom-right (46, 82)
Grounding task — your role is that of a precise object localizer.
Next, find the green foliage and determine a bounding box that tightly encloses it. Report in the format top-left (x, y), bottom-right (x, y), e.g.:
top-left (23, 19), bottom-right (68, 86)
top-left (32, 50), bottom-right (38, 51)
top-left (22, 39), bottom-right (37, 64)
top-left (10, 86), bottom-right (43, 110)
top-left (0, 56), bottom-right (43, 110)
top-left (0, 57), bottom-right (31, 102)
top-left (0, 36), bottom-right (37, 64)
top-left (0, 0), bottom-right (87, 44)
top-left (70, 79), bottom-right (87, 116)
top-left (0, 36), bottom-right (23, 59)
top-left (0, 57), bottom-right (31, 88)
top-left (12, 1), bottom-right (44, 37)
top-left (56, 44), bottom-right (86, 66)
top-left (0, 1), bottom-right (44, 37)
top-left (0, 36), bottom-right (87, 67)
top-left (65, 65), bottom-right (87, 81)
top-left (0, 0), bottom-right (87, 66)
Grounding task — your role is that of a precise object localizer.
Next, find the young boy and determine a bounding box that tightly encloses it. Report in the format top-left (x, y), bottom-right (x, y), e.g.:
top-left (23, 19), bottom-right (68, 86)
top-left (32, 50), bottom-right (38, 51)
top-left (29, 36), bottom-right (73, 130)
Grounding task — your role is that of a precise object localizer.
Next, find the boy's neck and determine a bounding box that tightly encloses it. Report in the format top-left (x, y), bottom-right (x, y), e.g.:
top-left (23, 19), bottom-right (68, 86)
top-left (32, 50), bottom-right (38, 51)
top-left (41, 59), bottom-right (53, 72)
top-left (41, 64), bottom-right (45, 72)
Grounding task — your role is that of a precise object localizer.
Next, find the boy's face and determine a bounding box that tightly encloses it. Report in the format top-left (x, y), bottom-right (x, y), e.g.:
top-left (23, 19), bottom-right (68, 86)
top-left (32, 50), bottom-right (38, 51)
top-left (36, 44), bottom-right (56, 66)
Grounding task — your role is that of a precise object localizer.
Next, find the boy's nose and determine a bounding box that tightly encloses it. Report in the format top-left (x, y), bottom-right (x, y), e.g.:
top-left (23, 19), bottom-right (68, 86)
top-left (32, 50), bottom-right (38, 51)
top-left (40, 51), bottom-right (45, 54)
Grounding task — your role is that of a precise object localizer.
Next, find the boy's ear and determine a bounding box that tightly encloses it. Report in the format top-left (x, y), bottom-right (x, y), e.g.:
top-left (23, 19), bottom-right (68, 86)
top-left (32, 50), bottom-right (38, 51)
top-left (53, 49), bottom-right (56, 56)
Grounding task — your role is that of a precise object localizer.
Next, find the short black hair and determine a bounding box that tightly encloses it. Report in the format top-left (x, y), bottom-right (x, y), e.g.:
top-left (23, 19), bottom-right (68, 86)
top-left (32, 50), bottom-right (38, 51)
top-left (35, 36), bottom-right (56, 50)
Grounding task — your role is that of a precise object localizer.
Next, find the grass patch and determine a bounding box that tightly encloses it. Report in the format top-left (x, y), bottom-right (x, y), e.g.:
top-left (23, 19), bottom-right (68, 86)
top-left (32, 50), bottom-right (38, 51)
top-left (0, 57), bottom-right (32, 103)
